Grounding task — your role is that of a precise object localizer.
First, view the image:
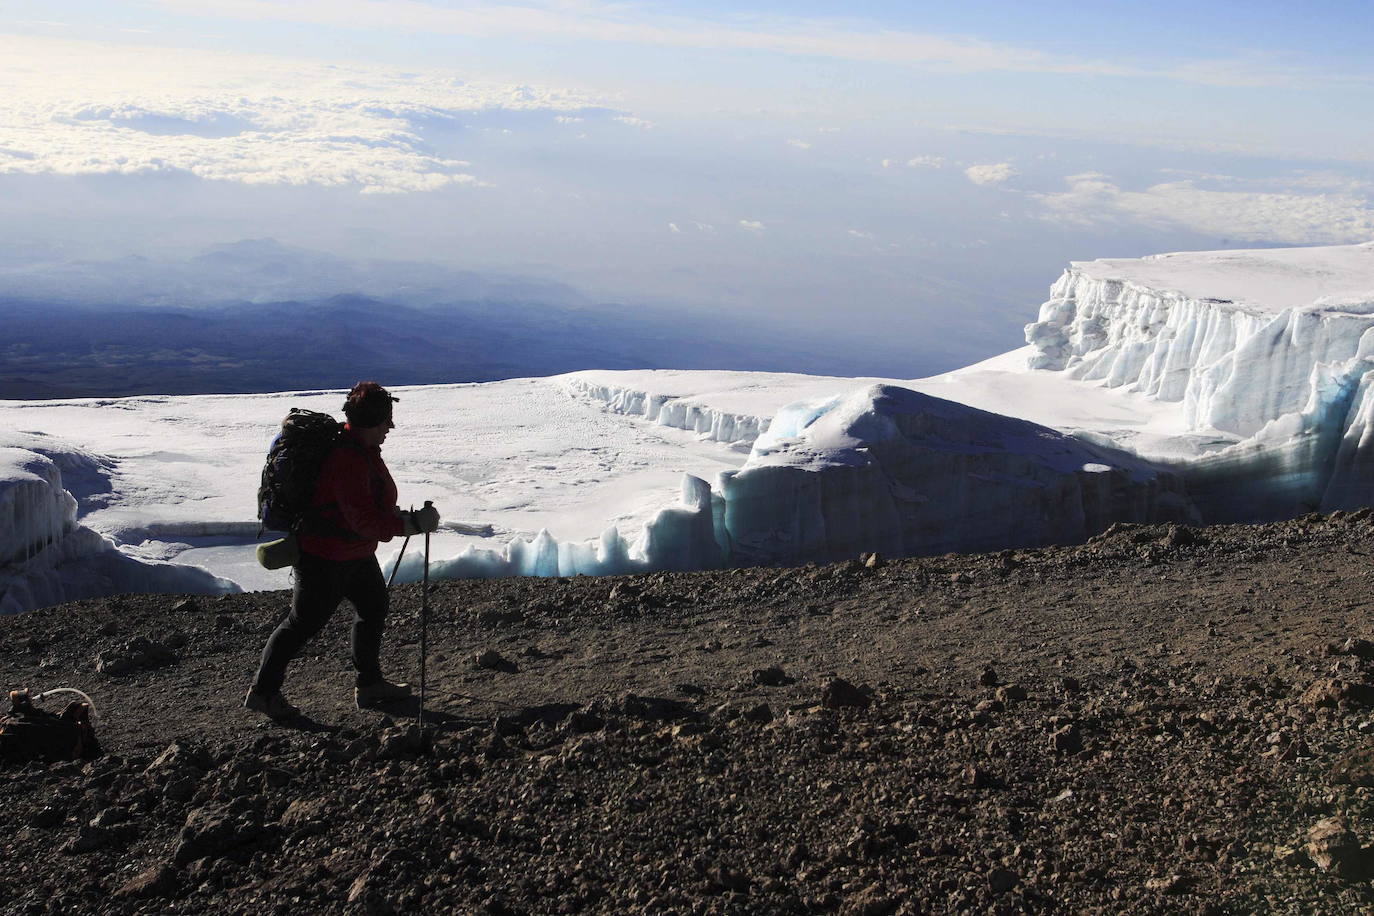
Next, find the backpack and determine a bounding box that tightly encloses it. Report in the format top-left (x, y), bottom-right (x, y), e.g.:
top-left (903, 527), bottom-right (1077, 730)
top-left (257, 408), bottom-right (343, 534)
top-left (0, 690), bottom-right (102, 764)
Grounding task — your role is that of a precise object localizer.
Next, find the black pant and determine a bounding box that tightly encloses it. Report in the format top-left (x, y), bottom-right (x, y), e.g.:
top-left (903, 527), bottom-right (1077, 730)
top-left (252, 551), bottom-right (388, 695)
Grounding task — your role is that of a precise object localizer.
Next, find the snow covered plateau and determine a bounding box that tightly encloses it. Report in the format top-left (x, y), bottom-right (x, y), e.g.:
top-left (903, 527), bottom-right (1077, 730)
top-left (3, 241), bottom-right (1374, 613)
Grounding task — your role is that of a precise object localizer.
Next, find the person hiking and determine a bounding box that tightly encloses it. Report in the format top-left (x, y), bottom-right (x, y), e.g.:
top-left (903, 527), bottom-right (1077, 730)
top-left (244, 381), bottom-right (440, 718)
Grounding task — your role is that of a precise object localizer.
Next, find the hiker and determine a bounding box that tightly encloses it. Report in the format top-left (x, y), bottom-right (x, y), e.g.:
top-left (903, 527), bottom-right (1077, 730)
top-left (244, 381), bottom-right (441, 718)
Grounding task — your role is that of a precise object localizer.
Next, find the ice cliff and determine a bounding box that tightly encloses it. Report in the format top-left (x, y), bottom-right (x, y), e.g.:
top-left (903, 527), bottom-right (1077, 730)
top-left (0, 437), bottom-right (239, 614)
top-left (390, 383), bottom-right (1194, 581)
top-left (1024, 242), bottom-right (1374, 519)
top-left (716, 385), bottom-right (1195, 564)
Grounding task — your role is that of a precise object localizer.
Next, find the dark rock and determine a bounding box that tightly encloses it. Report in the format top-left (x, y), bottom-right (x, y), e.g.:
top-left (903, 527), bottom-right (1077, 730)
top-left (164, 776), bottom-right (199, 804)
top-left (1331, 745), bottom-right (1374, 787)
top-left (996, 684), bottom-right (1028, 703)
top-left (1335, 638), bottom-right (1374, 659)
top-left (475, 649), bottom-right (516, 673)
top-left (171, 599), bottom-right (200, 614)
top-left (95, 636), bottom-right (176, 676)
top-left (476, 606), bottom-right (525, 629)
top-left (90, 806), bottom-right (129, 828)
top-left (978, 667), bottom-right (1000, 687)
top-left (114, 864), bottom-right (177, 899)
top-left (821, 678), bottom-right (871, 710)
top-left (751, 665), bottom-right (791, 687)
top-left (377, 726), bottom-right (426, 759)
top-left (987, 867), bottom-right (1019, 895)
top-left (348, 870), bottom-right (395, 915)
top-left (30, 806), bottom-right (65, 829)
top-left (1299, 678), bottom-right (1374, 709)
top-left (1144, 874), bottom-right (1189, 895)
top-left (1049, 723), bottom-right (1083, 755)
top-left (279, 798), bottom-right (330, 831)
top-left (1305, 818), bottom-right (1362, 873)
top-left (565, 710), bottom-right (606, 734)
top-left (1060, 676), bottom-right (1081, 693)
top-left (962, 764), bottom-right (992, 788)
top-left (743, 703), bottom-right (774, 724)
top-left (173, 806), bottom-right (263, 866)
top-left (707, 866), bottom-right (751, 894)
top-left (62, 824), bottom-right (109, 854)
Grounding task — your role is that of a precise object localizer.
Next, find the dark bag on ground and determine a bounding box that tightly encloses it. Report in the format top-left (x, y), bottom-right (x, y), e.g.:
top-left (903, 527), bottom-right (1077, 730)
top-left (0, 690), bottom-right (102, 764)
top-left (258, 408), bottom-right (343, 535)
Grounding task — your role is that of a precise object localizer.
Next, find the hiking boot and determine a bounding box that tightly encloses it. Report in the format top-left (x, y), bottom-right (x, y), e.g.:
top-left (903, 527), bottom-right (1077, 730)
top-left (356, 678), bottom-right (412, 708)
top-left (243, 688), bottom-right (299, 719)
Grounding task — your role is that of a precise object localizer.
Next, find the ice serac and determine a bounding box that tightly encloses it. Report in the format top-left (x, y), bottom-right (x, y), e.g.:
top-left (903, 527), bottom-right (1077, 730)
top-left (0, 441), bottom-right (239, 614)
top-left (559, 373), bottom-right (769, 446)
top-left (715, 385), bottom-right (1194, 565)
top-left (1024, 243), bottom-right (1374, 520)
top-left (386, 473), bottom-right (725, 583)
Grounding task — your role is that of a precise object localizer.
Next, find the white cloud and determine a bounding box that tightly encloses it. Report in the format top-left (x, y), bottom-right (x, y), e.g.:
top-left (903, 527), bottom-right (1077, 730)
top-left (884, 155), bottom-right (945, 169)
top-left (739, 219), bottom-right (765, 232)
top-left (787, 138), bottom-right (811, 150)
top-left (847, 229), bottom-right (874, 240)
top-left (1034, 173), bottom-right (1374, 245)
top-left (614, 115), bottom-right (656, 130)
top-left (668, 222), bottom-right (680, 233)
top-left (964, 163), bottom-right (1018, 186)
top-left (0, 35), bottom-right (608, 193)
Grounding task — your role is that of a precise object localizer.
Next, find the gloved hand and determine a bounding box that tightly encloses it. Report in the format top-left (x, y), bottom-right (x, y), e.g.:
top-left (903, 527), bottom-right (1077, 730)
top-left (401, 503), bottom-right (441, 535)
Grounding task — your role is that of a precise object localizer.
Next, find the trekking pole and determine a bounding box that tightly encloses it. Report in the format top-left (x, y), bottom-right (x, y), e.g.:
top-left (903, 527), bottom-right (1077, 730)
top-left (419, 500), bottom-right (432, 731)
top-left (386, 534), bottom-right (412, 588)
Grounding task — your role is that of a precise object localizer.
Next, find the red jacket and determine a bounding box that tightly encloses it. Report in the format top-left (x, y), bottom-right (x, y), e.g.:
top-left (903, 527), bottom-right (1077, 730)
top-left (297, 426), bottom-right (405, 561)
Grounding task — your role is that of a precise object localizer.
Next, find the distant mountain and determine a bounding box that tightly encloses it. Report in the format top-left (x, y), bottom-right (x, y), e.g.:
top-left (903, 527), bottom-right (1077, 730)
top-left (0, 294), bottom-right (916, 399)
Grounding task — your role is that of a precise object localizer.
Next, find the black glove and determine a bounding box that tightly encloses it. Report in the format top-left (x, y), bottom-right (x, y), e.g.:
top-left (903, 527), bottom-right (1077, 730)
top-left (402, 504), bottom-right (441, 535)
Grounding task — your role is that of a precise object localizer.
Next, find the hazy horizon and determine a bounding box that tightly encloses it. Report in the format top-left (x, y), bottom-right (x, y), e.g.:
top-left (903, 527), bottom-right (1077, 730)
top-left (4, 2), bottom-right (1373, 388)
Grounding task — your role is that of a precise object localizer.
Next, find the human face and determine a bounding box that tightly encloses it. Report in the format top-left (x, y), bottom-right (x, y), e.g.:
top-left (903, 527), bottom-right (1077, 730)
top-left (357, 414), bottom-right (394, 448)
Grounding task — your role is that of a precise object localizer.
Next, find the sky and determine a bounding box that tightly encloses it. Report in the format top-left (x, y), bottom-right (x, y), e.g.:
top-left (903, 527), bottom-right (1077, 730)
top-left (3, 1), bottom-right (1373, 373)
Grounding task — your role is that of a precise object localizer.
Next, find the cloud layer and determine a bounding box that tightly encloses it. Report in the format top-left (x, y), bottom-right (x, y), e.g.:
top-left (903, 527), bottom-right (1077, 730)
top-left (0, 35), bottom-right (604, 193)
top-left (1035, 173), bottom-right (1374, 245)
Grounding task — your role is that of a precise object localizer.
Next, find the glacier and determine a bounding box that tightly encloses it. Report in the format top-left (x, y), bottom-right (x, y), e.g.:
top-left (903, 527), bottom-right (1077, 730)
top-left (4, 240), bottom-right (1374, 609)
top-left (1022, 242), bottom-right (1374, 520)
top-left (0, 436), bottom-right (239, 614)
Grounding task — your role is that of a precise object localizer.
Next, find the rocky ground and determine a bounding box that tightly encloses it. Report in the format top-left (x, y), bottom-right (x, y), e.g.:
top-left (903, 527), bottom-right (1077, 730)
top-left (7, 513), bottom-right (1374, 914)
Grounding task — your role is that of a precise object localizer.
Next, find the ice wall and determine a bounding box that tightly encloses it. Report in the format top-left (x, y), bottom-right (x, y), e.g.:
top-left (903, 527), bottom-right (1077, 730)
top-left (1025, 245), bottom-right (1374, 522)
top-left (560, 376), bottom-right (768, 446)
top-left (1024, 268), bottom-right (1374, 437)
top-left (0, 442), bottom-right (239, 614)
top-left (718, 385), bottom-right (1194, 564)
top-left (387, 473), bottom-right (725, 583)
top-left (390, 383), bottom-right (1195, 582)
